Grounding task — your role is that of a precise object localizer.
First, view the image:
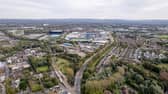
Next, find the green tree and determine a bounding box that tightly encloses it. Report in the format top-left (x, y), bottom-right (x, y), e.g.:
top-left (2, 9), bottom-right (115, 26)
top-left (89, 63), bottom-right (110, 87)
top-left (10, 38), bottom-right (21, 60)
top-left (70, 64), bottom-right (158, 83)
top-left (19, 79), bottom-right (28, 90)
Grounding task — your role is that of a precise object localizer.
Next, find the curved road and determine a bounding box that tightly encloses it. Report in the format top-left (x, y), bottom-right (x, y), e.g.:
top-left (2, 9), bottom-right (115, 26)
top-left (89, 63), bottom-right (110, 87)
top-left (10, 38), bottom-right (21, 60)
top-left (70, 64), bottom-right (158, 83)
top-left (74, 52), bottom-right (97, 94)
top-left (74, 34), bottom-right (114, 94)
top-left (74, 44), bottom-right (113, 94)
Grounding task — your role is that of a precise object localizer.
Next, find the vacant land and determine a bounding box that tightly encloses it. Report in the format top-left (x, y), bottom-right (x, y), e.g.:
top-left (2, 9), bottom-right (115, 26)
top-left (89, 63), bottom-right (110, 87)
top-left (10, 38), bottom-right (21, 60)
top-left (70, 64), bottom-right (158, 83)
top-left (54, 57), bottom-right (70, 71)
top-left (52, 57), bottom-right (74, 84)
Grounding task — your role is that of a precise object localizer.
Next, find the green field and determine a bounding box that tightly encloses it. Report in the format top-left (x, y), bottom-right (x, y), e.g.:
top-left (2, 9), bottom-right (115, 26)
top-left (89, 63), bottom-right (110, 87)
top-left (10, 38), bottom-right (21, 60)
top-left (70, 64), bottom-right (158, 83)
top-left (29, 80), bottom-right (43, 92)
top-left (36, 66), bottom-right (49, 73)
top-left (54, 57), bottom-right (70, 69)
top-left (53, 57), bottom-right (74, 84)
top-left (31, 84), bottom-right (42, 92)
top-left (159, 35), bottom-right (168, 39)
top-left (56, 57), bottom-right (74, 76)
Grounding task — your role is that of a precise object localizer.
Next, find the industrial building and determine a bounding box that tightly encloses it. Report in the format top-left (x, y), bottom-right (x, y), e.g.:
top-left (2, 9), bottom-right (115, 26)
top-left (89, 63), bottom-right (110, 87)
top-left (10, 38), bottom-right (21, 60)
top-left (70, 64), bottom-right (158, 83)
top-left (65, 31), bottom-right (110, 43)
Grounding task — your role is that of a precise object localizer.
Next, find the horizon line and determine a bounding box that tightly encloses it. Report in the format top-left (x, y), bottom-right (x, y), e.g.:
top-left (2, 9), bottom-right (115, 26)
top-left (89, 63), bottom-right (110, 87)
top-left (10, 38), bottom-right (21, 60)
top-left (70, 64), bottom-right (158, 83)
top-left (1, 18), bottom-right (168, 21)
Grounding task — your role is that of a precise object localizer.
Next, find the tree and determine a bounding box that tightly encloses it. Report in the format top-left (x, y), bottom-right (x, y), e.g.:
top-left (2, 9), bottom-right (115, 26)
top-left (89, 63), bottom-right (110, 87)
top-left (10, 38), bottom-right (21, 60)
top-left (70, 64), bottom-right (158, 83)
top-left (83, 71), bottom-right (90, 80)
top-left (107, 82), bottom-right (120, 94)
top-left (149, 84), bottom-right (164, 94)
top-left (134, 74), bottom-right (144, 84)
top-left (139, 80), bottom-right (164, 94)
top-left (19, 79), bottom-right (28, 90)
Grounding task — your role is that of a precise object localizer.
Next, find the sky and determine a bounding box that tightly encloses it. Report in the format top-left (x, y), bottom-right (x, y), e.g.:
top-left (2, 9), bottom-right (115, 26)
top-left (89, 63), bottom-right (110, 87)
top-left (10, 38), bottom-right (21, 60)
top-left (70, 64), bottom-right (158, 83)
top-left (0, 0), bottom-right (168, 19)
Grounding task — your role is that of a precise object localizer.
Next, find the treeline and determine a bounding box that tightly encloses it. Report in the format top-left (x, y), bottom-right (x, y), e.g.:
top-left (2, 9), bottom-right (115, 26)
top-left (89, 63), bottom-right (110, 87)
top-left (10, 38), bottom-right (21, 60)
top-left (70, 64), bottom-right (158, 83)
top-left (82, 66), bottom-right (125, 94)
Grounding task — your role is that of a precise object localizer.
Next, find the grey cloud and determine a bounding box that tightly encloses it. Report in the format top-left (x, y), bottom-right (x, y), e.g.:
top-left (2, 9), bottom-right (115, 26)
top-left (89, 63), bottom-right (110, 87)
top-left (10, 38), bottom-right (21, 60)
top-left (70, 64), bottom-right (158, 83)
top-left (0, 0), bottom-right (168, 19)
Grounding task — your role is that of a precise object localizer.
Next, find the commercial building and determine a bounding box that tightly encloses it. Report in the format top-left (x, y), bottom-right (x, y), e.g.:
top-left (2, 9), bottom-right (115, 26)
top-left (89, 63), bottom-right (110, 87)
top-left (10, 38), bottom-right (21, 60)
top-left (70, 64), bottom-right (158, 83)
top-left (65, 31), bottom-right (110, 43)
top-left (49, 30), bottom-right (64, 38)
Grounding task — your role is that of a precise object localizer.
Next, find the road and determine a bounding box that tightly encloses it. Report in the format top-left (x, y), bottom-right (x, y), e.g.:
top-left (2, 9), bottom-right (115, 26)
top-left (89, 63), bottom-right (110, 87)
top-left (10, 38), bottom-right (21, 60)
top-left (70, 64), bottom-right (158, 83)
top-left (95, 37), bottom-right (122, 73)
top-left (74, 34), bottom-right (114, 94)
top-left (74, 52), bottom-right (97, 94)
top-left (74, 44), bottom-right (140, 94)
top-left (96, 46), bottom-right (117, 73)
top-left (74, 43), bottom-right (113, 94)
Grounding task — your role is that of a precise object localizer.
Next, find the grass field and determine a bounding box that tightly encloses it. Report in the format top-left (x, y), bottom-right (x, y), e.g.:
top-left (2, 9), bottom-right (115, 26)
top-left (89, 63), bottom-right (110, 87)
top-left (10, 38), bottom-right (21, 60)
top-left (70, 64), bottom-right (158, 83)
top-left (29, 80), bottom-right (43, 92)
top-left (36, 66), bottom-right (49, 73)
top-left (31, 84), bottom-right (42, 92)
top-left (56, 57), bottom-right (74, 77)
top-left (55, 57), bottom-right (70, 70)
top-left (159, 35), bottom-right (168, 39)
top-left (52, 57), bottom-right (74, 83)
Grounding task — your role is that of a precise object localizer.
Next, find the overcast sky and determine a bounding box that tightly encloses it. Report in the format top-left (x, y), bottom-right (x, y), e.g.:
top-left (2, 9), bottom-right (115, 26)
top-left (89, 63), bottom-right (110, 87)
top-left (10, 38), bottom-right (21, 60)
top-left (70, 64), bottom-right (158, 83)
top-left (0, 0), bottom-right (168, 19)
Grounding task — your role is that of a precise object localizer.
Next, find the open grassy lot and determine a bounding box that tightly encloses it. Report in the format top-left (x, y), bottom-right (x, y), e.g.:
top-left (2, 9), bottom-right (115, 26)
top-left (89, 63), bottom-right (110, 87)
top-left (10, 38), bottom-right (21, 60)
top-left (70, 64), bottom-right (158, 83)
top-left (36, 66), bottom-right (49, 73)
top-left (52, 57), bottom-right (74, 84)
top-left (31, 84), bottom-right (42, 92)
top-left (53, 57), bottom-right (70, 71)
top-left (159, 35), bottom-right (168, 39)
top-left (28, 79), bottom-right (43, 92)
top-left (53, 57), bottom-right (74, 73)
